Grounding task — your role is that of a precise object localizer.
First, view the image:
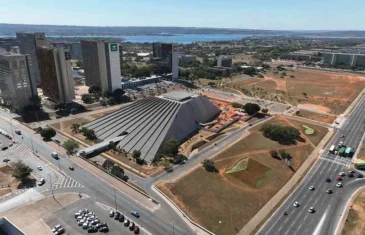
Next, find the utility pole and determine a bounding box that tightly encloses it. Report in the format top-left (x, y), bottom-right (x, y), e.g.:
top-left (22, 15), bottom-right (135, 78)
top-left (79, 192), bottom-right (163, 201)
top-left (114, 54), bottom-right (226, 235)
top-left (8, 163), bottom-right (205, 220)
top-left (114, 187), bottom-right (117, 211)
top-left (172, 222), bottom-right (175, 235)
top-left (49, 174), bottom-right (54, 198)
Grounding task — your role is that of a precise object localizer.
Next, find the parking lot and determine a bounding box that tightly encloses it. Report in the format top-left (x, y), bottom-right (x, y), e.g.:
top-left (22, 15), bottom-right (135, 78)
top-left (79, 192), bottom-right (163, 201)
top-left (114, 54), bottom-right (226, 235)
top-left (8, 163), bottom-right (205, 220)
top-left (45, 198), bottom-right (149, 235)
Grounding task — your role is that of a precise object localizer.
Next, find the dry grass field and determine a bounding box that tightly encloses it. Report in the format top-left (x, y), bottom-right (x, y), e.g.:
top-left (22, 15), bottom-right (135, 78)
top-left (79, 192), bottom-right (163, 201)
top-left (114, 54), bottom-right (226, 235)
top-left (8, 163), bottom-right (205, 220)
top-left (296, 109), bottom-right (337, 124)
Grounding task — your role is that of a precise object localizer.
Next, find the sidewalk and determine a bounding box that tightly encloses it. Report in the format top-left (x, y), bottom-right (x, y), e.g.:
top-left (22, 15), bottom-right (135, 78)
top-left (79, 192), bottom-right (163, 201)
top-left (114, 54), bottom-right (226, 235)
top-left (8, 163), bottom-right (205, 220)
top-left (240, 129), bottom-right (335, 235)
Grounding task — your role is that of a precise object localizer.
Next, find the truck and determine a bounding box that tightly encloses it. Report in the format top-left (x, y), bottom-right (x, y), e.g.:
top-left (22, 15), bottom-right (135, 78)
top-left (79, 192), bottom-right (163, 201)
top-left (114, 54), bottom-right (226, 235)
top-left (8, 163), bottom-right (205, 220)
top-left (356, 162), bottom-right (365, 170)
top-left (329, 145), bottom-right (336, 154)
top-left (339, 146), bottom-right (346, 156)
top-left (345, 147), bottom-right (352, 157)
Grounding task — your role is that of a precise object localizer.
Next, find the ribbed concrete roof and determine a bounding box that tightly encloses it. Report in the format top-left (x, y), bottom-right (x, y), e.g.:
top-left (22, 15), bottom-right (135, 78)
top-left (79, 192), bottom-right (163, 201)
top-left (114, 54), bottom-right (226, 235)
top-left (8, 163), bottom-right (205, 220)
top-left (83, 93), bottom-right (220, 163)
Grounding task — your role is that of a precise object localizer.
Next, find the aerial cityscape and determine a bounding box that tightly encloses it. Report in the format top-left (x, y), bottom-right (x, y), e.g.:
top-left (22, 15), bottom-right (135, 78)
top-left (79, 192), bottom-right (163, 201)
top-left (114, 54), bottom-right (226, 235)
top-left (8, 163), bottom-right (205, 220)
top-left (1, 1), bottom-right (365, 235)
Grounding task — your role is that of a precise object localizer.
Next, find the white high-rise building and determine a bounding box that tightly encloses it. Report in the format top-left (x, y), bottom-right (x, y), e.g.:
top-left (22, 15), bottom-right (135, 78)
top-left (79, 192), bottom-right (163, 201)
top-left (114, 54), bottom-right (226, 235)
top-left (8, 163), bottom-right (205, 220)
top-left (0, 52), bottom-right (36, 111)
top-left (152, 43), bottom-right (179, 81)
top-left (81, 40), bottom-right (121, 92)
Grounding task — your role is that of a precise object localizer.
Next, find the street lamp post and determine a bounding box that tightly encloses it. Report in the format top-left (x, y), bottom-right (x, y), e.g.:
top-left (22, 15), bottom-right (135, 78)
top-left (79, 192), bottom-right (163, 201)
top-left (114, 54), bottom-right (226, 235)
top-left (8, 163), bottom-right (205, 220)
top-left (49, 174), bottom-right (54, 198)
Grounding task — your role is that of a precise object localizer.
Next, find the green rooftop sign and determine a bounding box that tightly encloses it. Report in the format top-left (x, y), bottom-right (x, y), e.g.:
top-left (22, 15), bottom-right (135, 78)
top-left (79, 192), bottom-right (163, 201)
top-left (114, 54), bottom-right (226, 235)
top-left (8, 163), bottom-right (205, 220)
top-left (110, 44), bottom-right (118, 52)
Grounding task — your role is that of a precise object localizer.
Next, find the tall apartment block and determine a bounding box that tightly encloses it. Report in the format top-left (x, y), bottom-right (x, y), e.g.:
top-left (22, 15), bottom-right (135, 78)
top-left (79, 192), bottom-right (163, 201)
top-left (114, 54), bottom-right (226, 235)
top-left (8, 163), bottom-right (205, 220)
top-left (0, 52), bottom-right (36, 111)
top-left (16, 32), bottom-right (50, 86)
top-left (152, 43), bottom-right (178, 81)
top-left (217, 56), bottom-right (232, 67)
top-left (36, 47), bottom-right (75, 103)
top-left (80, 40), bottom-right (121, 92)
top-left (323, 52), bottom-right (365, 68)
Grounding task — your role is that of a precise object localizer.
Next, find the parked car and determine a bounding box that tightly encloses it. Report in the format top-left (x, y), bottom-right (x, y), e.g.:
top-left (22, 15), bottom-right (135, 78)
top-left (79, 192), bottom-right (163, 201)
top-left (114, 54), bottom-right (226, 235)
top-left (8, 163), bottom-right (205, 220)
top-left (124, 219), bottom-right (130, 226)
top-left (87, 226), bottom-right (97, 233)
top-left (357, 174), bottom-right (364, 178)
top-left (109, 210), bottom-right (114, 217)
top-left (349, 170), bottom-right (355, 174)
top-left (336, 176), bottom-right (342, 181)
top-left (134, 226), bottom-right (140, 234)
top-left (129, 222), bottom-right (135, 230)
top-left (348, 173), bottom-right (354, 178)
top-left (118, 214), bottom-right (125, 222)
top-left (114, 211), bottom-right (120, 220)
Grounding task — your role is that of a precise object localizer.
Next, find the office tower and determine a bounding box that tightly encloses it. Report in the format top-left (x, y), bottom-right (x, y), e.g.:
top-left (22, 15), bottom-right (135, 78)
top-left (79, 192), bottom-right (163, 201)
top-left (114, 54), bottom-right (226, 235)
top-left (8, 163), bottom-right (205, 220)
top-left (152, 43), bottom-right (178, 81)
top-left (0, 52), bottom-right (36, 111)
top-left (81, 40), bottom-right (121, 92)
top-left (36, 47), bottom-right (75, 103)
top-left (71, 42), bottom-right (82, 60)
top-left (16, 32), bottom-right (50, 86)
top-left (217, 56), bottom-right (232, 67)
top-left (0, 38), bottom-right (18, 51)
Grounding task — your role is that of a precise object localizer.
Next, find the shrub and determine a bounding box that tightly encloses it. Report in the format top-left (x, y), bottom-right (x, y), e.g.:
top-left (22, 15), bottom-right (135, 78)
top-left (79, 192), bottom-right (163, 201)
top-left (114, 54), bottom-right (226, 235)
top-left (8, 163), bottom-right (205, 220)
top-left (260, 124), bottom-right (300, 145)
top-left (201, 159), bottom-right (218, 173)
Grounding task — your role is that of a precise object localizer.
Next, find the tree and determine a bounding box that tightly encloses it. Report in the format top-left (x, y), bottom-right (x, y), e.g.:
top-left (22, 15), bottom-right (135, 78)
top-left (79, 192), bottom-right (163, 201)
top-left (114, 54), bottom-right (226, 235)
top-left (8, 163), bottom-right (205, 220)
top-left (201, 159), bottom-right (218, 173)
top-left (262, 108), bottom-right (269, 114)
top-left (207, 82), bottom-right (216, 86)
top-left (279, 150), bottom-right (292, 160)
top-left (62, 139), bottom-right (79, 154)
top-left (40, 127), bottom-right (56, 140)
top-left (84, 129), bottom-right (96, 140)
top-left (102, 159), bottom-right (115, 171)
top-left (161, 139), bottom-right (180, 156)
top-left (243, 67), bottom-right (256, 76)
top-left (173, 154), bottom-right (187, 164)
top-left (257, 74), bottom-right (264, 78)
top-left (76, 60), bottom-right (83, 67)
top-left (12, 161), bottom-right (33, 182)
top-left (111, 165), bottom-right (124, 178)
top-left (244, 103), bottom-right (261, 115)
top-left (88, 85), bottom-right (101, 95)
top-left (231, 102), bottom-right (244, 109)
top-left (112, 88), bottom-right (125, 103)
top-left (81, 94), bottom-right (94, 104)
top-left (132, 150), bottom-right (141, 159)
top-left (302, 92), bottom-right (307, 97)
top-left (71, 123), bottom-right (80, 133)
top-left (34, 127), bottom-right (43, 134)
top-left (270, 150), bottom-right (278, 158)
top-left (260, 124), bottom-right (300, 145)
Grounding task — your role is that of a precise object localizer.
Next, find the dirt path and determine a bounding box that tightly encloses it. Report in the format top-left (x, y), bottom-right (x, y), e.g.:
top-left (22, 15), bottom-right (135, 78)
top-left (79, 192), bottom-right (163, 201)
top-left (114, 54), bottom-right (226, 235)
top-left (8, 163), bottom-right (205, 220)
top-left (264, 76), bottom-right (287, 91)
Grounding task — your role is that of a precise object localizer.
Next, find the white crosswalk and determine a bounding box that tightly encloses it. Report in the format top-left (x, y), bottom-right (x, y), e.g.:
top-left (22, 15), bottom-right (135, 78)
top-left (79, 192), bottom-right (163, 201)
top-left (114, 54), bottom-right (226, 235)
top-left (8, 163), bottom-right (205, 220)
top-left (51, 174), bottom-right (84, 190)
top-left (320, 153), bottom-right (352, 168)
top-left (0, 144), bottom-right (31, 159)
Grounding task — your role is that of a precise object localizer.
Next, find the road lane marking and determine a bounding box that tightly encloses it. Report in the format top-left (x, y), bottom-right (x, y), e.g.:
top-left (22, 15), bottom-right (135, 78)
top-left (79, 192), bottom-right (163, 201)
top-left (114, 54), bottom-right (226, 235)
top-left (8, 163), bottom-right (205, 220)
top-left (313, 207), bottom-right (328, 235)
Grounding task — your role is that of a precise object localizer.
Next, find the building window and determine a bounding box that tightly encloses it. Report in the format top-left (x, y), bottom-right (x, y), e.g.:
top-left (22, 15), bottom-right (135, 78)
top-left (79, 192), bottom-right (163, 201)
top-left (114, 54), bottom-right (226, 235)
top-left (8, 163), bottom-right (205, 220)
top-left (11, 61), bottom-right (17, 69)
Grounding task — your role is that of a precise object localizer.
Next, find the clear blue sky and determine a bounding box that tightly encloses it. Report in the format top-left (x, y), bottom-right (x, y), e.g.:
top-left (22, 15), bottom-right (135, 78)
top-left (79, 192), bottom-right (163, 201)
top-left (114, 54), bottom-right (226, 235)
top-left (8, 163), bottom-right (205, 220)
top-left (1, 0), bottom-right (364, 30)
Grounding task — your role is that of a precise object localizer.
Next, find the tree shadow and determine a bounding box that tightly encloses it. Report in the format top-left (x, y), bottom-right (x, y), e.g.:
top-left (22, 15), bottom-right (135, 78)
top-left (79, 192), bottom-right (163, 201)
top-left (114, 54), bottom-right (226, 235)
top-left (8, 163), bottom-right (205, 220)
top-left (296, 136), bottom-right (306, 143)
top-left (17, 178), bottom-right (36, 189)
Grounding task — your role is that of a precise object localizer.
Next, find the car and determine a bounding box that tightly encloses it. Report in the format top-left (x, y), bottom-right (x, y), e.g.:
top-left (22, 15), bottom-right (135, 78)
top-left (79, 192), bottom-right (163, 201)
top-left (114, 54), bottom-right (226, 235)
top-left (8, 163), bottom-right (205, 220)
top-left (2, 146), bottom-right (8, 151)
top-left (55, 228), bottom-right (65, 235)
top-left (87, 226), bottom-right (97, 233)
top-left (54, 139), bottom-right (61, 144)
top-left (339, 142), bottom-right (344, 147)
top-left (37, 166), bottom-right (43, 171)
top-left (326, 178), bottom-right (331, 182)
top-left (131, 211), bottom-right (140, 218)
top-left (341, 134), bottom-right (345, 138)
top-left (357, 174), bottom-right (364, 178)
top-left (82, 223), bottom-right (89, 229)
top-left (336, 176), bottom-right (342, 181)
top-left (348, 173), bottom-right (354, 178)
top-left (326, 189), bottom-right (333, 194)
top-left (114, 211), bottom-right (120, 220)
top-left (334, 150), bottom-right (338, 155)
top-left (99, 222), bottom-right (108, 228)
top-left (51, 152), bottom-right (59, 159)
top-left (52, 225), bottom-right (62, 233)
top-left (75, 212), bottom-right (81, 218)
top-left (293, 201), bottom-right (300, 207)
top-left (15, 129), bottom-right (21, 135)
top-left (99, 226), bottom-right (109, 232)
top-left (69, 166), bottom-right (74, 171)
top-left (124, 219), bottom-right (130, 226)
top-left (129, 222), bottom-right (135, 230)
top-left (78, 221), bottom-right (83, 226)
top-left (77, 216), bottom-right (83, 220)
top-left (118, 214), bottom-right (125, 222)
top-left (308, 207), bottom-right (315, 213)
top-left (3, 158), bottom-right (10, 163)
top-left (166, 167), bottom-right (173, 173)
top-left (37, 178), bottom-right (45, 186)
top-left (349, 170), bottom-right (355, 174)
top-left (109, 210), bottom-right (114, 217)
top-left (309, 186), bottom-right (315, 191)
top-left (339, 172), bottom-right (346, 176)
top-left (134, 226), bottom-right (140, 234)
top-left (336, 182), bottom-right (343, 188)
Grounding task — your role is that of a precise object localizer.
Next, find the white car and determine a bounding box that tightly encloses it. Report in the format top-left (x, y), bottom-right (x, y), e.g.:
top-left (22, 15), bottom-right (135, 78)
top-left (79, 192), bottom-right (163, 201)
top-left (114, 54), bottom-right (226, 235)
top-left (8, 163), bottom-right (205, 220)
top-left (309, 186), bottom-right (315, 191)
top-left (37, 178), bottom-right (45, 186)
top-left (308, 207), bottom-right (315, 213)
top-left (336, 182), bottom-right (343, 188)
top-left (15, 129), bottom-right (21, 135)
top-left (37, 166), bottom-right (43, 171)
top-left (339, 172), bottom-right (346, 176)
top-left (293, 201), bottom-right (300, 207)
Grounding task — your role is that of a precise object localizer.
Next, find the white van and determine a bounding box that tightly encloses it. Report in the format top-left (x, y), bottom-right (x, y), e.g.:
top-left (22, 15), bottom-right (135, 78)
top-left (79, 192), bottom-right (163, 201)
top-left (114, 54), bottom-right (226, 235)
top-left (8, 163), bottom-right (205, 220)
top-left (51, 152), bottom-right (59, 159)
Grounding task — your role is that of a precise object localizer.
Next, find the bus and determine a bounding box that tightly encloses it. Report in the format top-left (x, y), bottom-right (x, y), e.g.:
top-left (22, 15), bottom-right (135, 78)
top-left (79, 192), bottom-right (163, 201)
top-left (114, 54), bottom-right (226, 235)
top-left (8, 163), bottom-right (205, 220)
top-left (339, 147), bottom-right (346, 156)
top-left (329, 145), bottom-right (336, 154)
top-left (356, 162), bottom-right (365, 170)
top-left (345, 147), bottom-right (352, 157)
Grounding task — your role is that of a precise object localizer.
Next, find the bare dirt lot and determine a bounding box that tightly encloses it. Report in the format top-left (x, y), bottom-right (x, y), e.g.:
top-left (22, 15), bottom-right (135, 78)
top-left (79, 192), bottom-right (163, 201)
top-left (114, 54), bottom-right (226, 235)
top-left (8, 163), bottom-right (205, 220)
top-left (295, 109), bottom-right (337, 124)
top-left (229, 69), bottom-right (365, 114)
top-left (342, 190), bottom-right (365, 235)
top-left (159, 117), bottom-right (320, 235)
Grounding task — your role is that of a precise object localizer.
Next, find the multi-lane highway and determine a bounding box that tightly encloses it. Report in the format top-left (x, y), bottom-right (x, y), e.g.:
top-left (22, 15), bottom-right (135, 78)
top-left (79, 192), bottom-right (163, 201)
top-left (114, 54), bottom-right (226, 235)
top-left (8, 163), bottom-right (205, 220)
top-left (257, 94), bottom-right (365, 235)
top-left (0, 117), bottom-right (194, 235)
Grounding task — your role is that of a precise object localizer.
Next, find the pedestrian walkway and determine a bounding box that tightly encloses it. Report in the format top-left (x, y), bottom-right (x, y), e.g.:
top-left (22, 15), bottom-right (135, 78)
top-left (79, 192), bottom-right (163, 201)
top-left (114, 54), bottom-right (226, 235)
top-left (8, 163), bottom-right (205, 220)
top-left (51, 174), bottom-right (83, 190)
top-left (320, 153), bottom-right (352, 168)
top-left (0, 144), bottom-right (31, 159)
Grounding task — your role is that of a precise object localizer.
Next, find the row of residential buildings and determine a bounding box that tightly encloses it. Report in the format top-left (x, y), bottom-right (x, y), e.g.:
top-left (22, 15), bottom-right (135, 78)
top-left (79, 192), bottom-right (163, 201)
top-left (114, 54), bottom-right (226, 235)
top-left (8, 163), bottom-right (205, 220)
top-left (322, 53), bottom-right (365, 68)
top-left (0, 32), bottom-right (180, 111)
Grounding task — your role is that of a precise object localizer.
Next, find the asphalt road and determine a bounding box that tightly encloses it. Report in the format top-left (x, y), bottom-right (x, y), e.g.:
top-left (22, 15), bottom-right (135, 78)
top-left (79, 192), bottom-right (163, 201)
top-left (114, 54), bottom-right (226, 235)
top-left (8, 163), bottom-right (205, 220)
top-left (0, 118), bottom-right (193, 235)
top-left (257, 94), bottom-right (365, 235)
